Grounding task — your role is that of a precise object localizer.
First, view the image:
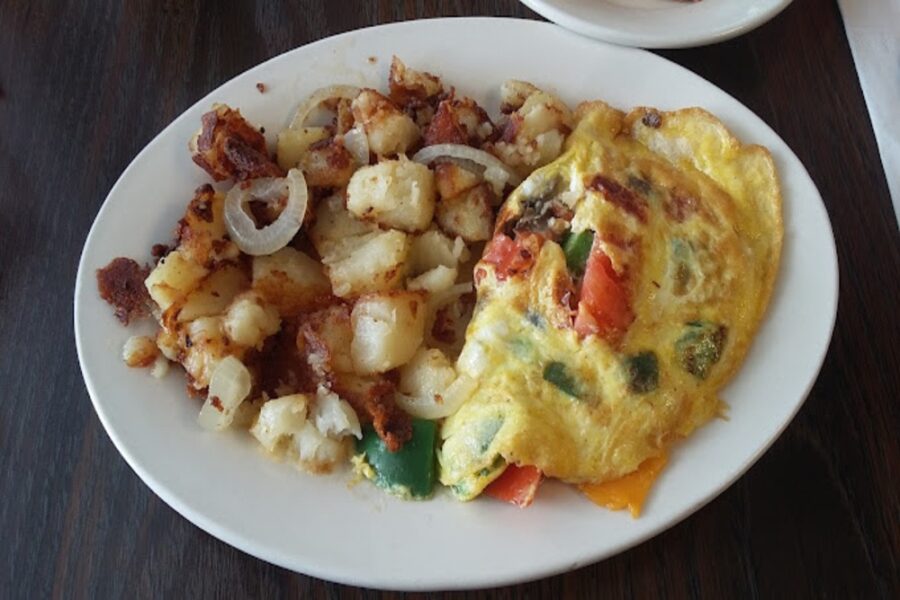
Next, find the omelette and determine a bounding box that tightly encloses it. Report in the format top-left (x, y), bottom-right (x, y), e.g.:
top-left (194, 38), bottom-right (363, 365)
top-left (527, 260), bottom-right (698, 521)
top-left (439, 102), bottom-right (783, 510)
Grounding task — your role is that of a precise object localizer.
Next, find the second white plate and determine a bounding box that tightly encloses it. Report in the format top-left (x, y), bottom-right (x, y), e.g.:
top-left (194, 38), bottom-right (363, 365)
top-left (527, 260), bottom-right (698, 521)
top-left (521, 0), bottom-right (794, 48)
top-left (75, 17), bottom-right (836, 591)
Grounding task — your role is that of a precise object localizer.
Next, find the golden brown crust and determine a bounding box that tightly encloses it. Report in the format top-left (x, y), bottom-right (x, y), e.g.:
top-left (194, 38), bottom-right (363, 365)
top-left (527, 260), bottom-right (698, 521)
top-left (191, 104), bottom-right (284, 181)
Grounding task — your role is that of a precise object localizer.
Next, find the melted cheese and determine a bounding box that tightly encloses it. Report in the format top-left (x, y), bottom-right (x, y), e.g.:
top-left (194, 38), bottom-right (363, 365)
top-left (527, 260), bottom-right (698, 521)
top-left (580, 454), bottom-right (668, 517)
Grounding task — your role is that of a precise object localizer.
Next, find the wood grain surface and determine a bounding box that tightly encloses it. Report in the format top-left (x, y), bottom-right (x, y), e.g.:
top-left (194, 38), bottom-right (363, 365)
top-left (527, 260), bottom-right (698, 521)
top-left (1, 0), bottom-right (897, 597)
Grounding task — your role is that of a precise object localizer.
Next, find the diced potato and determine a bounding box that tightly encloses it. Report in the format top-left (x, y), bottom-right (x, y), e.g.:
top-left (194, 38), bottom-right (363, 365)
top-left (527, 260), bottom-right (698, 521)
top-left (389, 56), bottom-right (444, 107)
top-left (424, 97), bottom-right (494, 146)
top-left (145, 249), bottom-right (209, 312)
top-left (519, 91), bottom-right (572, 139)
top-left (182, 316), bottom-right (231, 389)
top-left (434, 162), bottom-right (481, 200)
top-left (309, 195), bottom-right (376, 258)
top-left (351, 89), bottom-right (420, 156)
top-left (177, 263), bottom-right (249, 322)
top-left (313, 386), bottom-right (361, 439)
top-left (298, 304), bottom-right (355, 375)
top-left (276, 126), bottom-right (329, 171)
top-left (301, 139), bottom-right (356, 188)
top-left (197, 356), bottom-right (252, 431)
top-left (175, 186), bottom-right (239, 267)
top-left (346, 159), bottom-right (436, 232)
top-left (122, 335), bottom-right (159, 367)
top-left (293, 422), bottom-right (349, 473)
top-left (407, 265), bottom-right (458, 295)
top-left (223, 291), bottom-right (281, 349)
top-left (490, 87), bottom-right (572, 175)
top-left (398, 347), bottom-right (457, 399)
top-left (499, 79), bottom-right (540, 113)
top-left (408, 230), bottom-right (470, 276)
top-left (436, 183), bottom-right (494, 242)
top-left (156, 329), bottom-right (180, 361)
top-left (150, 354), bottom-right (170, 379)
top-left (252, 247), bottom-right (331, 317)
top-left (250, 394), bottom-right (308, 453)
top-left (321, 230), bottom-right (410, 298)
top-left (351, 291), bottom-right (426, 374)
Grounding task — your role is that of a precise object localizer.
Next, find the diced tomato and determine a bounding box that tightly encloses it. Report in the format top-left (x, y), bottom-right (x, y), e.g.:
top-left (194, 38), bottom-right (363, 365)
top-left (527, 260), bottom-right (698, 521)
top-left (481, 233), bottom-right (535, 281)
top-left (574, 247), bottom-right (633, 342)
top-left (484, 464), bottom-right (542, 508)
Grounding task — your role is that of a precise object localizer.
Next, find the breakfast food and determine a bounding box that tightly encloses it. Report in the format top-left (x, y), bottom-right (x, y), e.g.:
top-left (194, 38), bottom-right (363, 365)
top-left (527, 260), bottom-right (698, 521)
top-left (97, 57), bottom-right (781, 515)
top-left (440, 102), bottom-right (782, 513)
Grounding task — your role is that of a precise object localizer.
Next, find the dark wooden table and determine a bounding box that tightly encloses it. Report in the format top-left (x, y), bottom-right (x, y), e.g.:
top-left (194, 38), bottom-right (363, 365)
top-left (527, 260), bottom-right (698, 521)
top-left (1, 0), bottom-right (897, 597)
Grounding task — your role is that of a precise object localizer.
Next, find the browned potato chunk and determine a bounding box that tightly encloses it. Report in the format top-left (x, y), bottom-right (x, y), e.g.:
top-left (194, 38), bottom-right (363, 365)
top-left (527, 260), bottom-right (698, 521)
top-left (309, 195), bottom-right (376, 259)
top-left (350, 291), bottom-right (426, 374)
top-left (175, 185), bottom-right (239, 267)
top-left (301, 138), bottom-right (357, 189)
top-left (436, 183), bottom-right (494, 242)
top-left (388, 56), bottom-right (444, 108)
top-left (434, 162), bottom-right (481, 200)
top-left (276, 126), bottom-right (329, 171)
top-left (351, 89), bottom-right (420, 156)
top-left (488, 84), bottom-right (572, 176)
top-left (252, 247), bottom-right (331, 317)
top-left (408, 230), bottom-right (470, 276)
top-left (346, 159), bottom-right (436, 232)
top-left (176, 263), bottom-right (250, 323)
top-left (321, 229), bottom-right (410, 298)
top-left (223, 291), bottom-right (281, 349)
top-left (145, 249), bottom-right (209, 313)
top-left (189, 104), bottom-right (283, 181)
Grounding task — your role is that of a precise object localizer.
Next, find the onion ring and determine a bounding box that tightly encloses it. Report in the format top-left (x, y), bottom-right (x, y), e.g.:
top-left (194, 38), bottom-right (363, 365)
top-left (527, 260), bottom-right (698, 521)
top-left (411, 143), bottom-right (522, 194)
top-left (224, 168), bottom-right (308, 256)
top-left (289, 85), bottom-right (361, 130)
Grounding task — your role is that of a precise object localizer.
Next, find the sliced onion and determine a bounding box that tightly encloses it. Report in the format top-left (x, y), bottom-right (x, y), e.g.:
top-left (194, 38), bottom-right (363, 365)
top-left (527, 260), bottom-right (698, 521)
top-left (224, 168), bottom-right (308, 256)
top-left (395, 374), bottom-right (477, 420)
top-left (198, 356), bottom-right (252, 431)
top-left (341, 126), bottom-right (370, 166)
top-left (412, 144), bottom-right (522, 194)
top-left (289, 85), bottom-right (361, 130)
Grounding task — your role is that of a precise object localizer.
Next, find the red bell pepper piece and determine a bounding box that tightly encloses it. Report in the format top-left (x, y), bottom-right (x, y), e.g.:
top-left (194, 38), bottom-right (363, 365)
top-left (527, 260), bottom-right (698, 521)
top-left (484, 464), bottom-right (542, 508)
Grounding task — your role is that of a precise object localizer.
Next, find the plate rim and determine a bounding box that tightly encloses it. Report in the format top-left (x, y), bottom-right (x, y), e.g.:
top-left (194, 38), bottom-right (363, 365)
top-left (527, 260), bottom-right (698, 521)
top-left (520, 0), bottom-right (795, 49)
top-left (74, 16), bottom-right (838, 591)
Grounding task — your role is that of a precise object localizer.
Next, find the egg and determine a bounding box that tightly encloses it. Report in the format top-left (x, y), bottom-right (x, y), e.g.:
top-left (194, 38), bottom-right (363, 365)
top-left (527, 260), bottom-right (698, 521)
top-left (439, 101), bottom-right (783, 504)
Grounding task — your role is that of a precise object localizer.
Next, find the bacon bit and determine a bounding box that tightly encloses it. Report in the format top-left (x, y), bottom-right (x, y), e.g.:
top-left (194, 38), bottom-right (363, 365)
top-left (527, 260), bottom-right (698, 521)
top-left (210, 396), bottom-right (224, 412)
top-left (587, 174), bottom-right (648, 223)
top-left (256, 82), bottom-right (266, 93)
top-left (96, 258), bottom-right (151, 325)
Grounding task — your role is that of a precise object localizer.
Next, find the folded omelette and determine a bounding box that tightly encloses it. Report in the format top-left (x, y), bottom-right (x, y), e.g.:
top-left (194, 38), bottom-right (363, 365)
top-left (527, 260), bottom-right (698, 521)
top-left (439, 102), bottom-right (783, 504)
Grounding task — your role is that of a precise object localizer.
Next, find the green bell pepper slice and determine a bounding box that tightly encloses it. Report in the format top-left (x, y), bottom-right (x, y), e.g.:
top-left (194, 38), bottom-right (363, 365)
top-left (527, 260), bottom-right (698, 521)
top-left (561, 229), bottom-right (594, 275)
top-left (356, 419), bottom-right (437, 499)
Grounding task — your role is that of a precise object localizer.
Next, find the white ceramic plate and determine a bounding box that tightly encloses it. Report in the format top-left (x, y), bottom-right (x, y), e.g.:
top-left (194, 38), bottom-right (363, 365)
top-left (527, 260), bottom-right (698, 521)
top-left (74, 18), bottom-right (837, 591)
top-left (521, 0), bottom-right (794, 48)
